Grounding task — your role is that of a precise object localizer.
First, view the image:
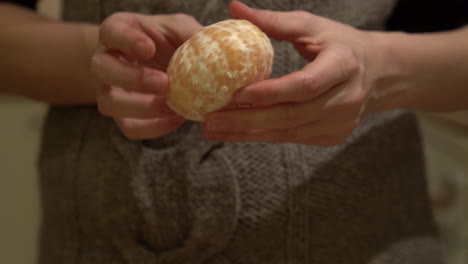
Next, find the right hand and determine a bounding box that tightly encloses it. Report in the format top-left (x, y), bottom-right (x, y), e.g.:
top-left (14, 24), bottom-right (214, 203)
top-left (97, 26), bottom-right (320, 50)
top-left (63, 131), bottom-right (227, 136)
top-left (91, 12), bottom-right (202, 140)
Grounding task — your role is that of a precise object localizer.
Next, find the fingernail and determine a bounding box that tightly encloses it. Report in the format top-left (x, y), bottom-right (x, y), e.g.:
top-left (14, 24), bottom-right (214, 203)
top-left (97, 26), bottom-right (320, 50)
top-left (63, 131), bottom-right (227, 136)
top-left (235, 91), bottom-right (255, 104)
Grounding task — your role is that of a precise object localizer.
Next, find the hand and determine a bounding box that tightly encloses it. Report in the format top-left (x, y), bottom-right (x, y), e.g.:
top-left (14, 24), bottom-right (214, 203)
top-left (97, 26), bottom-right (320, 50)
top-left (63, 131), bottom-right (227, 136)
top-left (202, 1), bottom-right (388, 146)
top-left (91, 12), bottom-right (202, 140)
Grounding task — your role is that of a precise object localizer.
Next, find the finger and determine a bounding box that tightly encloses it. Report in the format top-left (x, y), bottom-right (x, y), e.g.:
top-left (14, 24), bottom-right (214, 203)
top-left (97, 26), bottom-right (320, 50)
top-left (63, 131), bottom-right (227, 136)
top-left (234, 46), bottom-right (356, 106)
top-left (139, 14), bottom-right (203, 69)
top-left (204, 103), bottom-right (311, 133)
top-left (203, 105), bottom-right (355, 137)
top-left (91, 53), bottom-right (169, 93)
top-left (206, 83), bottom-right (344, 132)
top-left (138, 19), bottom-right (176, 69)
top-left (204, 126), bottom-right (350, 146)
top-left (204, 110), bottom-right (356, 138)
top-left (115, 116), bottom-right (186, 140)
top-left (97, 86), bottom-right (175, 119)
top-left (229, 1), bottom-right (320, 41)
top-left (148, 14), bottom-right (203, 45)
top-left (100, 17), bottom-right (155, 60)
top-left (293, 37), bottom-right (323, 61)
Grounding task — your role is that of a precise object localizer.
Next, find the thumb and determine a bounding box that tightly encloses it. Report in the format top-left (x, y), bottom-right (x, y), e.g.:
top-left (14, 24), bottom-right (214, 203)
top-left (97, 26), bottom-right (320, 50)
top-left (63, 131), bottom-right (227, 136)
top-left (229, 1), bottom-right (317, 41)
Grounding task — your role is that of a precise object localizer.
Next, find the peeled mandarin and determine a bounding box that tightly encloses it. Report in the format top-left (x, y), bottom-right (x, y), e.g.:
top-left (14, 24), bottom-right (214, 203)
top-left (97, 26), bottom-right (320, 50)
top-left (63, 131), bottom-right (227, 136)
top-left (166, 19), bottom-right (274, 121)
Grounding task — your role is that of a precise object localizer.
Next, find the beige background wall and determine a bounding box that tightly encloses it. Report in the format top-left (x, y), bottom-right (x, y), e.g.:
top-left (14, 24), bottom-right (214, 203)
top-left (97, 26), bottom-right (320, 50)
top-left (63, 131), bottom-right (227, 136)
top-left (0, 0), bottom-right (467, 263)
top-left (0, 1), bottom-right (59, 263)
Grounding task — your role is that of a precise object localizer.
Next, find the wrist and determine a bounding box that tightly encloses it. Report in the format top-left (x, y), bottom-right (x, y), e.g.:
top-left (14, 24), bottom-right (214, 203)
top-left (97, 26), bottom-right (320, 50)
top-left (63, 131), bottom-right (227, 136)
top-left (78, 23), bottom-right (100, 102)
top-left (366, 31), bottom-right (412, 113)
top-left (369, 27), bottom-right (468, 113)
top-left (79, 23), bottom-right (99, 64)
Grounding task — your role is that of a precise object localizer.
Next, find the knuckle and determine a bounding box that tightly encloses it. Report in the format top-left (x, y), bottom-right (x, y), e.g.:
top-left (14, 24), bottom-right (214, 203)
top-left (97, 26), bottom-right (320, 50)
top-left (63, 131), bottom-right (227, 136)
top-left (100, 14), bottom-right (117, 34)
top-left (90, 53), bottom-right (110, 81)
top-left (346, 90), bottom-right (366, 108)
top-left (97, 56), bottom-right (141, 89)
top-left (299, 71), bottom-right (320, 98)
top-left (341, 46), bottom-right (360, 76)
top-left (100, 21), bottom-right (117, 43)
top-left (99, 21), bottom-right (111, 41)
top-left (90, 55), bottom-right (102, 78)
top-left (347, 52), bottom-right (360, 76)
top-left (348, 55), bottom-right (360, 76)
top-left (100, 15), bottom-right (128, 43)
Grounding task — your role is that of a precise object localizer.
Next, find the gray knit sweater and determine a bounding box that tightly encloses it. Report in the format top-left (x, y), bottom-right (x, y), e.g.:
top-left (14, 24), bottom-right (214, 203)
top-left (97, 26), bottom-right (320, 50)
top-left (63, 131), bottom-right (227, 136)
top-left (38, 1), bottom-right (442, 263)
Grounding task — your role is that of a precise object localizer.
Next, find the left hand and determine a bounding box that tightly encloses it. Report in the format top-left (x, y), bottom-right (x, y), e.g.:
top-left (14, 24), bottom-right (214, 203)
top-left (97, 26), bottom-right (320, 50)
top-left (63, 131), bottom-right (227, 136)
top-left (91, 12), bottom-right (203, 140)
top-left (202, 1), bottom-right (388, 146)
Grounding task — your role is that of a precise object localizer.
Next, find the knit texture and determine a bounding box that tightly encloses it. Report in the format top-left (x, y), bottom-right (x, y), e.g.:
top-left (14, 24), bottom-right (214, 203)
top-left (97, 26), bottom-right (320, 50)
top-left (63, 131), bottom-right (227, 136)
top-left (38, 1), bottom-right (442, 263)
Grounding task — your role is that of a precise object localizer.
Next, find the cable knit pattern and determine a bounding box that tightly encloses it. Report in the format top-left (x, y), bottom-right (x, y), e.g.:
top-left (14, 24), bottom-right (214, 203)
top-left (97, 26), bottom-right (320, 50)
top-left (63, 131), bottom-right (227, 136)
top-left (38, 1), bottom-right (442, 264)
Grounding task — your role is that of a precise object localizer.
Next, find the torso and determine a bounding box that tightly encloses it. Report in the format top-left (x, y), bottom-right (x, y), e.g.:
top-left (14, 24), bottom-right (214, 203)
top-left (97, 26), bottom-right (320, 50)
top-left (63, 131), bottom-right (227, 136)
top-left (38, 1), bottom-right (442, 264)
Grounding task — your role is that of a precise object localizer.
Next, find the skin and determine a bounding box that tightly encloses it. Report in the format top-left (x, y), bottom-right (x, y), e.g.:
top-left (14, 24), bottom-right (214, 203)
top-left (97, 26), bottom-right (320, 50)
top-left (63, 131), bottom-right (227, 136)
top-left (91, 12), bottom-right (202, 139)
top-left (2, 1), bottom-right (468, 145)
top-left (0, 3), bottom-right (98, 103)
top-left (201, 1), bottom-right (468, 145)
top-left (0, 3), bottom-right (201, 140)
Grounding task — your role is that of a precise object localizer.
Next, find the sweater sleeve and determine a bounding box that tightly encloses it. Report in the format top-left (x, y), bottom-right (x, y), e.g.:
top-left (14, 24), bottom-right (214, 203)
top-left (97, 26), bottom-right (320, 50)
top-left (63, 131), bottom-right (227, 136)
top-left (386, 0), bottom-right (468, 32)
top-left (0, 0), bottom-right (37, 10)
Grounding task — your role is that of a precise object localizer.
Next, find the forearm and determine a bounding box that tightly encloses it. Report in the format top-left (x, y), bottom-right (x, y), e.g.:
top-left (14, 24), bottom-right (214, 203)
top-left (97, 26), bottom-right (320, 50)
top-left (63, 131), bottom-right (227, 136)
top-left (372, 26), bottom-right (468, 112)
top-left (0, 4), bottom-right (99, 104)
